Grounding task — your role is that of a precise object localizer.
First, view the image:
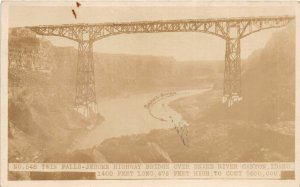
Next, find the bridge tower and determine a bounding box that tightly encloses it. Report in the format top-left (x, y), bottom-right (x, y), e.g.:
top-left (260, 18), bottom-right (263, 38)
top-left (223, 24), bottom-right (243, 107)
top-left (75, 41), bottom-right (97, 117)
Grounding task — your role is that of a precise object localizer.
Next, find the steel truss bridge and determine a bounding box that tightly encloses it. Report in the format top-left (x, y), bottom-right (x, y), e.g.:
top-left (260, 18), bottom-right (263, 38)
top-left (26, 15), bottom-right (294, 118)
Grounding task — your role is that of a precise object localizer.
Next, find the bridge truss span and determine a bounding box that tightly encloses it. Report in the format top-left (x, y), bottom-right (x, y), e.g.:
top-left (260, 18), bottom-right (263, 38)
top-left (25, 15), bottom-right (294, 117)
top-left (29, 16), bottom-right (293, 42)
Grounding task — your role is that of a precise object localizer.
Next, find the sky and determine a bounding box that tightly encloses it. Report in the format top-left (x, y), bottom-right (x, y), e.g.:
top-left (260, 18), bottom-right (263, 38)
top-left (9, 5), bottom-right (294, 61)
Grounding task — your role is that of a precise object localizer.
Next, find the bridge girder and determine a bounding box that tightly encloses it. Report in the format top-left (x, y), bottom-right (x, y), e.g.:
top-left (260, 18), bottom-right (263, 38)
top-left (24, 15), bottom-right (294, 117)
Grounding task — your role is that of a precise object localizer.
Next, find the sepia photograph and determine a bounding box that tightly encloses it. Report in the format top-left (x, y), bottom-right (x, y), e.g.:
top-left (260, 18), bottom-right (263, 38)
top-left (0, 1), bottom-right (298, 185)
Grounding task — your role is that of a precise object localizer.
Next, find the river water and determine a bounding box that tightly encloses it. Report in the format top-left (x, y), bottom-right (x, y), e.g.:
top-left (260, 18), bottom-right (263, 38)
top-left (72, 88), bottom-right (209, 150)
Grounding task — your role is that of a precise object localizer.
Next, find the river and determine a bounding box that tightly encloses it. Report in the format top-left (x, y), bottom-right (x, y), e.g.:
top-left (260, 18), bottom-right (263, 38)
top-left (72, 88), bottom-right (210, 150)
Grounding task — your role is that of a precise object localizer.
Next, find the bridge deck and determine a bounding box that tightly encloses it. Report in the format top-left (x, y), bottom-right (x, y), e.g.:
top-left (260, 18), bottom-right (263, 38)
top-left (24, 15), bottom-right (294, 28)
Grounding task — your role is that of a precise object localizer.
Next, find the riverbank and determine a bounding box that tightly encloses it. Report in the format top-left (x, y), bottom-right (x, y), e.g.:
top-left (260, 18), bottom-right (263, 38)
top-left (83, 88), bottom-right (294, 163)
